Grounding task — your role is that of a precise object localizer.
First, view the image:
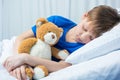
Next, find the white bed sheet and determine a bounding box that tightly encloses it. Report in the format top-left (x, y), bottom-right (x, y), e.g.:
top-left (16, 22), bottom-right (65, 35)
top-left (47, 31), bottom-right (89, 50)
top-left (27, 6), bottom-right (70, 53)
top-left (40, 50), bottom-right (120, 80)
top-left (0, 36), bottom-right (30, 80)
top-left (0, 37), bottom-right (16, 64)
top-left (0, 64), bottom-right (16, 80)
top-left (0, 37), bottom-right (16, 80)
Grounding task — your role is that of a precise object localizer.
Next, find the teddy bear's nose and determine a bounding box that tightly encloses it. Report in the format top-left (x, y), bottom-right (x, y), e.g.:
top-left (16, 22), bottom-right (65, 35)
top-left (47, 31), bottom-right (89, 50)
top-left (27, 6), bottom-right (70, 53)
top-left (52, 35), bottom-right (55, 39)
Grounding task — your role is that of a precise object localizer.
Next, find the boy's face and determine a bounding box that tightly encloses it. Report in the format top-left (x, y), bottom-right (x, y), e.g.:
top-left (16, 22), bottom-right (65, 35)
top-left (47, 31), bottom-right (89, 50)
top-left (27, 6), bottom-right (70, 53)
top-left (75, 14), bottom-right (96, 44)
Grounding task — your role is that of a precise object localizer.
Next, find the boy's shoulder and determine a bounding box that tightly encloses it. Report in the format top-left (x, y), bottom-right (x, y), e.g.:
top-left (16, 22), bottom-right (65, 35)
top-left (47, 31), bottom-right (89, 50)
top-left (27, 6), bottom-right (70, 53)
top-left (47, 15), bottom-right (75, 24)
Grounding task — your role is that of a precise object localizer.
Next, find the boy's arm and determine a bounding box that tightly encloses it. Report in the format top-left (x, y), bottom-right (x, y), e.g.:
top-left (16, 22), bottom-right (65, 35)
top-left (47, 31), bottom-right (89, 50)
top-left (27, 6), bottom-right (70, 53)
top-left (24, 54), bottom-right (72, 72)
top-left (4, 54), bottom-right (72, 73)
top-left (13, 29), bottom-right (35, 54)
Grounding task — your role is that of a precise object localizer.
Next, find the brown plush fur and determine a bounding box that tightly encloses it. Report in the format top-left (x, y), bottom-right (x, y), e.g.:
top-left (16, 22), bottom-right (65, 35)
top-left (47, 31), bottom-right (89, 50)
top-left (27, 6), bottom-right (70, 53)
top-left (37, 65), bottom-right (49, 76)
top-left (18, 38), bottom-right (37, 53)
top-left (51, 46), bottom-right (69, 59)
top-left (25, 67), bottom-right (33, 80)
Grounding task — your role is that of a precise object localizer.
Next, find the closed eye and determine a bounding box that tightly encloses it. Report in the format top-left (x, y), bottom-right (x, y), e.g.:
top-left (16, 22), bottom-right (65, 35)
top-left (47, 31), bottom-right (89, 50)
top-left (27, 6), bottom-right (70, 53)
top-left (89, 36), bottom-right (93, 40)
top-left (82, 26), bottom-right (87, 32)
top-left (48, 31), bottom-right (51, 33)
top-left (89, 35), bottom-right (94, 40)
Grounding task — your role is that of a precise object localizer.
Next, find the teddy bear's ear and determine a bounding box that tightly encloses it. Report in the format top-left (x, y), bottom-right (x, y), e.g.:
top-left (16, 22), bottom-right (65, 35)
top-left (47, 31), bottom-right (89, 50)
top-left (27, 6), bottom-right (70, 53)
top-left (36, 18), bottom-right (48, 27)
top-left (59, 27), bottom-right (63, 32)
top-left (58, 27), bottom-right (63, 37)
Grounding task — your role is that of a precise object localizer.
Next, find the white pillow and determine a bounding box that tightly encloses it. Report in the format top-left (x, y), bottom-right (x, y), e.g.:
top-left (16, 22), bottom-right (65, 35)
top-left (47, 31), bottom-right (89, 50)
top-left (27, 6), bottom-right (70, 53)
top-left (65, 23), bottom-right (120, 65)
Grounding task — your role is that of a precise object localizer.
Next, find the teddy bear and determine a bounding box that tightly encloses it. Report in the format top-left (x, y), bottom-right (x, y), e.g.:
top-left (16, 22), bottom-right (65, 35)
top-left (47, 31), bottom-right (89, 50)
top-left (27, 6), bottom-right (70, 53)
top-left (18, 18), bottom-right (69, 80)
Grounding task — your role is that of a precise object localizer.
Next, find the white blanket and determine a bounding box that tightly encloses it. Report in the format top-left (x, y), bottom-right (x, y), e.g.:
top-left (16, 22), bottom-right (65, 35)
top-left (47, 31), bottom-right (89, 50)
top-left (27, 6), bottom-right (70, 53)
top-left (0, 65), bottom-right (16, 80)
top-left (0, 37), bottom-right (16, 80)
top-left (40, 50), bottom-right (120, 80)
top-left (0, 37), bottom-right (16, 64)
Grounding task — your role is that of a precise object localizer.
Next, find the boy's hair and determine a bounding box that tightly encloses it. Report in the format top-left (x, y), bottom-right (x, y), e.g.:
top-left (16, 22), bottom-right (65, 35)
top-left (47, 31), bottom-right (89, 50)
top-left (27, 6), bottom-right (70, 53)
top-left (87, 5), bottom-right (120, 37)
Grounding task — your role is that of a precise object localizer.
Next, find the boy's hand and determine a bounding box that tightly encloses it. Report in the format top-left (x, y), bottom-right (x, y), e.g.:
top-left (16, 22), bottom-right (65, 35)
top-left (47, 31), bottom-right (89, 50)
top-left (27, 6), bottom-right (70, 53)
top-left (3, 53), bottom-right (28, 72)
top-left (10, 65), bottom-right (34, 80)
top-left (10, 65), bottom-right (27, 80)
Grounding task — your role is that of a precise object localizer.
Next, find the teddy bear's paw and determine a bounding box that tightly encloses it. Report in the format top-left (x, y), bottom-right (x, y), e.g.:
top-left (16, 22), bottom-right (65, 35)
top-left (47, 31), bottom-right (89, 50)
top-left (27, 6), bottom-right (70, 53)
top-left (25, 67), bottom-right (34, 80)
top-left (58, 50), bottom-right (69, 60)
top-left (33, 65), bottom-right (48, 80)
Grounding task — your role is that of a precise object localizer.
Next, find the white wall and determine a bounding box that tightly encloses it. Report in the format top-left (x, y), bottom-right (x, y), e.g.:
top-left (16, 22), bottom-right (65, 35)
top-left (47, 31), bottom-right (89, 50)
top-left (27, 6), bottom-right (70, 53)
top-left (1, 0), bottom-right (120, 40)
top-left (0, 0), bottom-right (2, 40)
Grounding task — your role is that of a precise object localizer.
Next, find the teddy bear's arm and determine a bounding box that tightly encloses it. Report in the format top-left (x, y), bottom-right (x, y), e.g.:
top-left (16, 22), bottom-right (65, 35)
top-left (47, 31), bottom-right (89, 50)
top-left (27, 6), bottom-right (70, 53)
top-left (51, 47), bottom-right (69, 60)
top-left (18, 38), bottom-right (37, 54)
top-left (51, 47), bottom-right (60, 59)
